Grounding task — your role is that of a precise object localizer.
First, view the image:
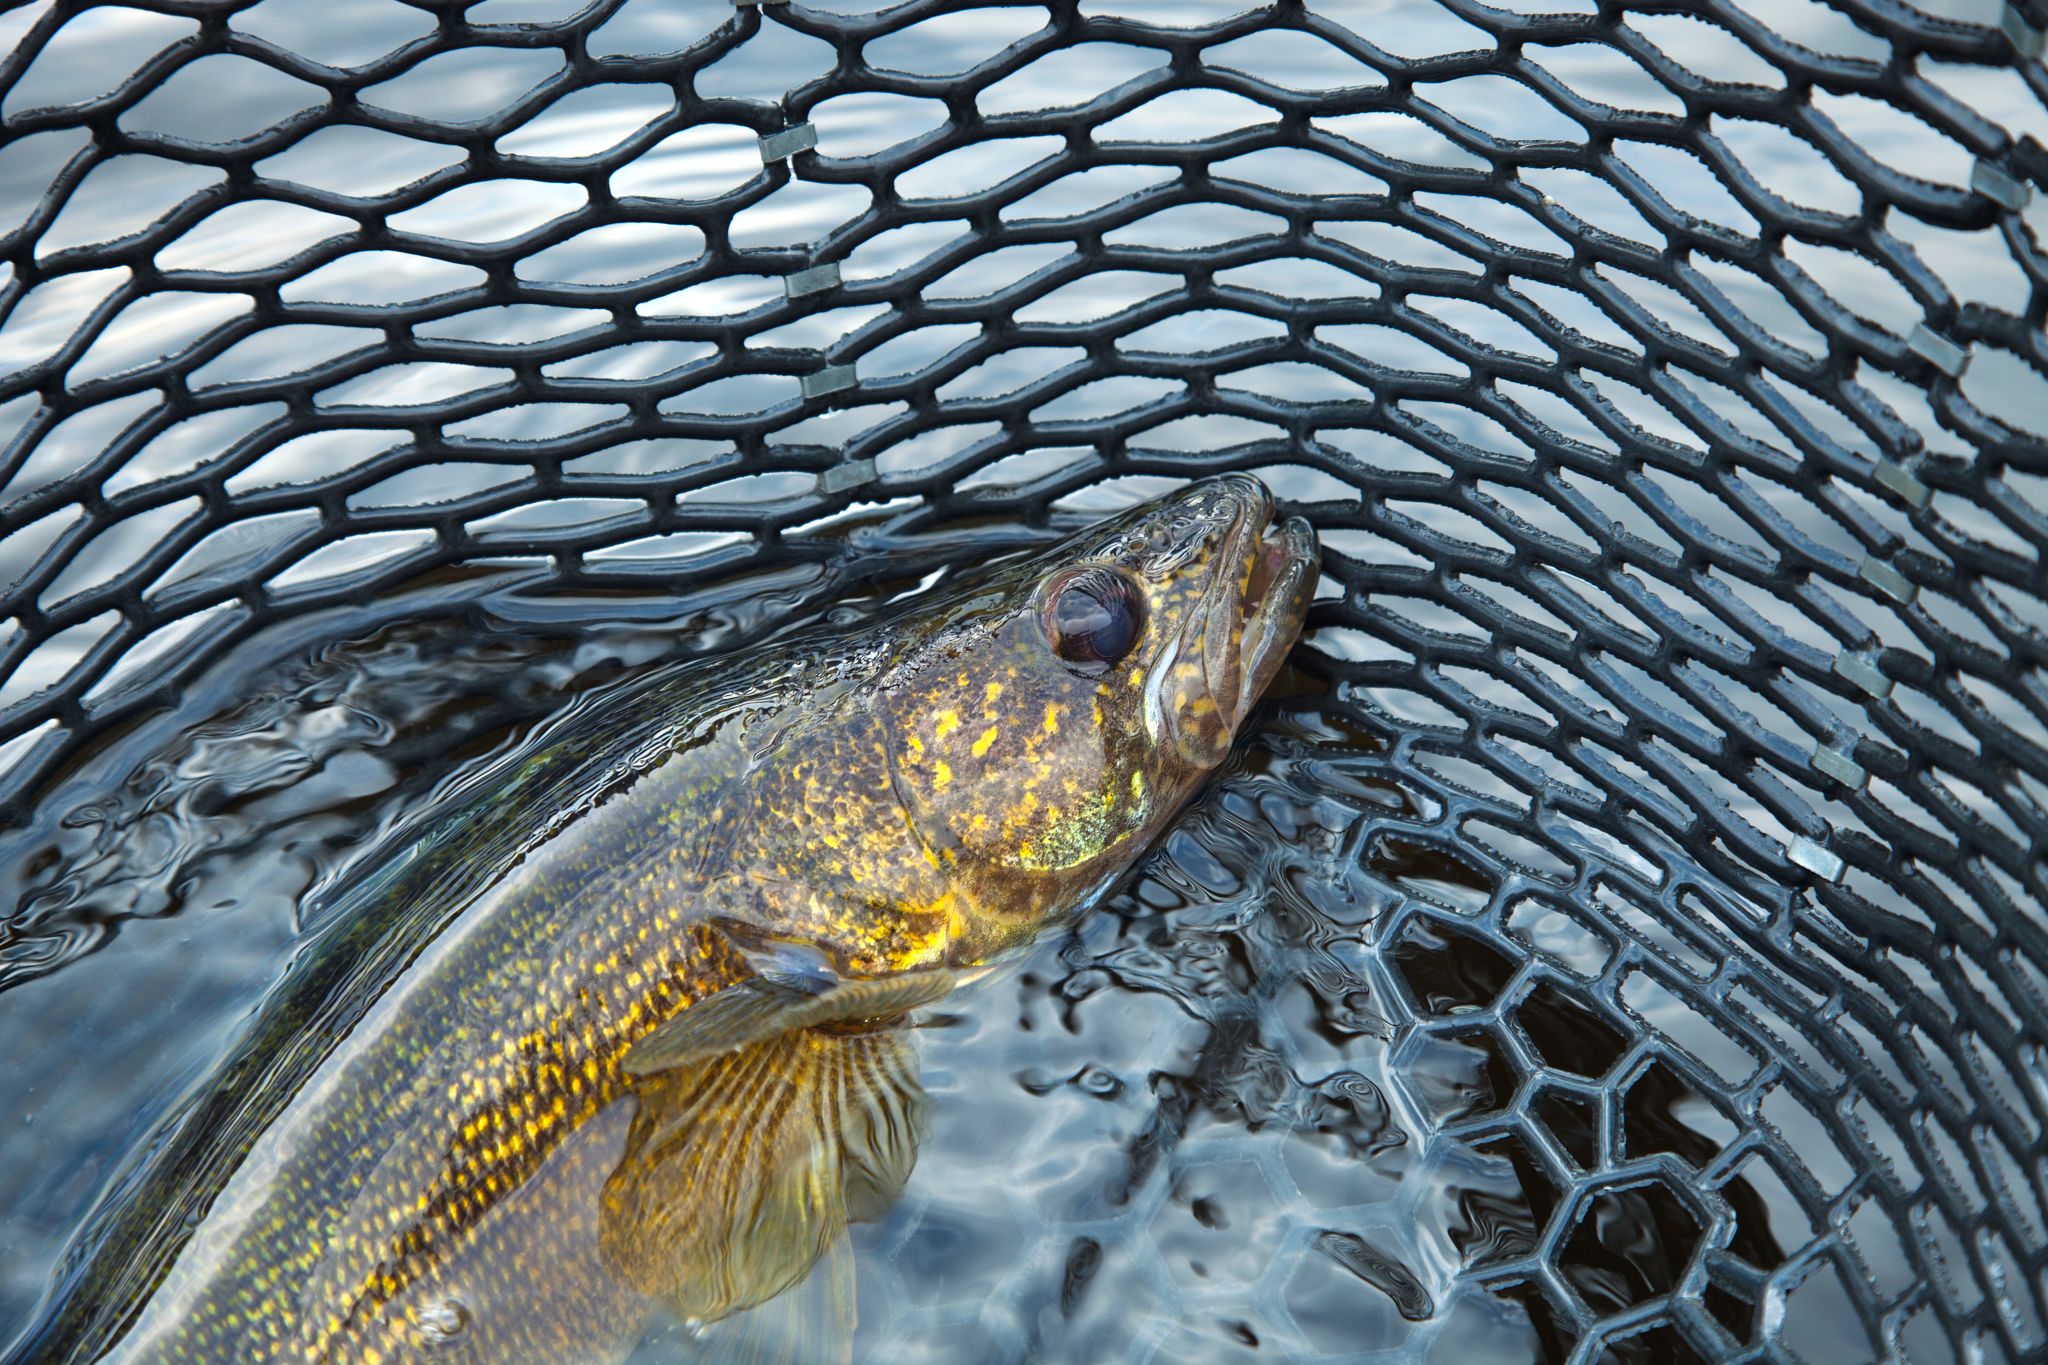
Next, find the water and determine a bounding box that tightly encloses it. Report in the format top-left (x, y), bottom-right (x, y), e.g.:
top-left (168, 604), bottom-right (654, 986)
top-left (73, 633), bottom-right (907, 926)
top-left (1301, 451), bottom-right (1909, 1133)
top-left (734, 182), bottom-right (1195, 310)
top-left (4, 0), bottom-right (2046, 1360)
top-left (0, 570), bottom-right (1746, 1361)
top-left (0, 572), bottom-right (728, 1331)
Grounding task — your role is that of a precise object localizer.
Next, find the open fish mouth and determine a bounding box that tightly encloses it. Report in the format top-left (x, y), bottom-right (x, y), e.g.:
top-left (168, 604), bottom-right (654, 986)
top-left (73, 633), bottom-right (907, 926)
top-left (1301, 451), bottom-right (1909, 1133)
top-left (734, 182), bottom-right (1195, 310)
top-left (1196, 476), bottom-right (1319, 736)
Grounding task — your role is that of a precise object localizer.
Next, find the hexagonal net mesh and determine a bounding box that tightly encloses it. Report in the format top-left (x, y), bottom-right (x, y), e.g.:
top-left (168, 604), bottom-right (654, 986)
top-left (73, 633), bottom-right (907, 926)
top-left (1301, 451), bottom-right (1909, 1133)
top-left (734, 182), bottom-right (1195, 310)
top-left (2, 0), bottom-right (2048, 1361)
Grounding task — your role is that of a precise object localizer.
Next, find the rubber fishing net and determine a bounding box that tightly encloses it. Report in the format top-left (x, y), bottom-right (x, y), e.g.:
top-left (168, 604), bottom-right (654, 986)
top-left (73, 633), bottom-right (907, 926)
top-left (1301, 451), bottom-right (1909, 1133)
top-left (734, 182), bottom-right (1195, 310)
top-left (2, 1), bottom-right (2047, 1362)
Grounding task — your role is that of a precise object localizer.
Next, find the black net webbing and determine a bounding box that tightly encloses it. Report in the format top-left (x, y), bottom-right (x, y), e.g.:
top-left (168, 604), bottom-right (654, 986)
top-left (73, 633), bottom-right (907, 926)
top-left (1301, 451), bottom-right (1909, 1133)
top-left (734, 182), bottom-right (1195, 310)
top-left (3, 1), bottom-right (2048, 1361)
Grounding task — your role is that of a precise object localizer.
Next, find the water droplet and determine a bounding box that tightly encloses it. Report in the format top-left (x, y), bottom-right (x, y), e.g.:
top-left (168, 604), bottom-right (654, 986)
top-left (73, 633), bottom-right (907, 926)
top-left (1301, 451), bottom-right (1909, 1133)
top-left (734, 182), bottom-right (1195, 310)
top-left (1076, 1065), bottom-right (1123, 1099)
top-left (415, 1298), bottom-right (469, 1346)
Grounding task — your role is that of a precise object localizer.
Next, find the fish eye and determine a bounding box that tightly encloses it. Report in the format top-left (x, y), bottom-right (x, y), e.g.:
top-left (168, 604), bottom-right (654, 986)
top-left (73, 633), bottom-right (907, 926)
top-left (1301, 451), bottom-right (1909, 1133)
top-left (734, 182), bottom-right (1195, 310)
top-left (1043, 567), bottom-right (1146, 667)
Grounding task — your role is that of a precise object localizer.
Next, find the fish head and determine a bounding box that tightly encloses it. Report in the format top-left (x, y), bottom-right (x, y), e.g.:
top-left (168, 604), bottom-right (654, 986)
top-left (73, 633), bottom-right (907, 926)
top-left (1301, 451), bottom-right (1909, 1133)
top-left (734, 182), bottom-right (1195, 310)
top-left (877, 474), bottom-right (1318, 958)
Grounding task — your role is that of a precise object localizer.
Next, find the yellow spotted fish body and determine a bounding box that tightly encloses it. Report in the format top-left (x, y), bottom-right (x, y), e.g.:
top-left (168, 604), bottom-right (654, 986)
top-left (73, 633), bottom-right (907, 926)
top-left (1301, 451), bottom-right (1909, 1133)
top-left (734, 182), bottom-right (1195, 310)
top-left (92, 476), bottom-right (1315, 1365)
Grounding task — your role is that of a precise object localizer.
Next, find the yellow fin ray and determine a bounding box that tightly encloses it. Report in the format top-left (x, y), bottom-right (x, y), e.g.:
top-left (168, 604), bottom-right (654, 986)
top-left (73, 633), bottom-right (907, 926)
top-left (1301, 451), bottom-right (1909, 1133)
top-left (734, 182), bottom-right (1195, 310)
top-left (599, 1014), bottom-right (928, 1340)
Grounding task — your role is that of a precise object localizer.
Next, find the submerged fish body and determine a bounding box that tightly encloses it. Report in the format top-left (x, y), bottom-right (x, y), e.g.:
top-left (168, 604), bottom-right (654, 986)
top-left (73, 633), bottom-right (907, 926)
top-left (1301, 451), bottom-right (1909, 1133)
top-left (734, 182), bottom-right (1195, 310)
top-left (88, 476), bottom-right (1316, 1364)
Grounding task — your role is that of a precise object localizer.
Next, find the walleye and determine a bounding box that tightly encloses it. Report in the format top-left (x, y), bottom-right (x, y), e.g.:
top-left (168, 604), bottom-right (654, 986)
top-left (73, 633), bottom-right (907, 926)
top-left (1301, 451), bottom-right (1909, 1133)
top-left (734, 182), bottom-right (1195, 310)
top-left (79, 476), bottom-right (1316, 1364)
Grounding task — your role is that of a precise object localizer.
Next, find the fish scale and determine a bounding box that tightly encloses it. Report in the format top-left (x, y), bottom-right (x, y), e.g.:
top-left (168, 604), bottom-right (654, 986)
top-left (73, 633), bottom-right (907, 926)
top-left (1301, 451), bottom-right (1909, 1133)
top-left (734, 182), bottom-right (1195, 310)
top-left (90, 478), bottom-right (1316, 1364)
top-left (146, 723), bottom-right (772, 1363)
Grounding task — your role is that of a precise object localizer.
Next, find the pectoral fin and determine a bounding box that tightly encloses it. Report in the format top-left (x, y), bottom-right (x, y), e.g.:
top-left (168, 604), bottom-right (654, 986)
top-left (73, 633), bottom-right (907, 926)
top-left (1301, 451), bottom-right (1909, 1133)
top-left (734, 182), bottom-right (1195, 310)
top-left (623, 968), bottom-right (961, 1078)
top-left (683, 1231), bottom-right (858, 1365)
top-left (599, 1018), bottom-right (927, 1334)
